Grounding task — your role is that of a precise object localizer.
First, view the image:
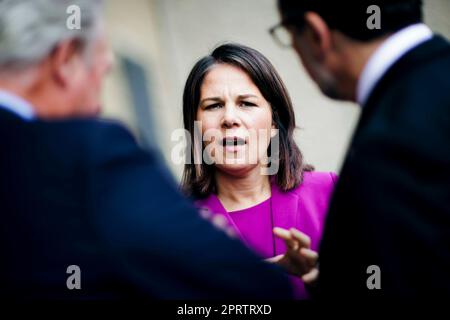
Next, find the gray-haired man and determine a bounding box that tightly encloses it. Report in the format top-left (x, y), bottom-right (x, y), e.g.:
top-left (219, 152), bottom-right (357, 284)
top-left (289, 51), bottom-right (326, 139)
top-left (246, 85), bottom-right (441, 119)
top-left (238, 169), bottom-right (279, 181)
top-left (0, 0), bottom-right (291, 299)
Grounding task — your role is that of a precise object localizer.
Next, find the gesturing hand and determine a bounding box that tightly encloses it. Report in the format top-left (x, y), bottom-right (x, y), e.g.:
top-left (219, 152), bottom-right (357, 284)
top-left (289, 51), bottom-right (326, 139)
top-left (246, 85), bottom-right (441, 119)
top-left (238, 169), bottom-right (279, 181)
top-left (266, 227), bottom-right (319, 285)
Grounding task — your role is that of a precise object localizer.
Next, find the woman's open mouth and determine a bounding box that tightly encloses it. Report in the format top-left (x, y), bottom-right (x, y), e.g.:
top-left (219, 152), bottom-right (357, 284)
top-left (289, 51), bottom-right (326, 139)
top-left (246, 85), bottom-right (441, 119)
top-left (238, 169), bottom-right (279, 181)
top-left (221, 136), bottom-right (246, 152)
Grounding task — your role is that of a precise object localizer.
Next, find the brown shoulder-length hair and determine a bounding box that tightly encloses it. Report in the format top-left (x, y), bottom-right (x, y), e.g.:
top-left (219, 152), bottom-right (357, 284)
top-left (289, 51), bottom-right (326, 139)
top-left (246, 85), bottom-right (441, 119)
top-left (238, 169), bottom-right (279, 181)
top-left (181, 43), bottom-right (313, 199)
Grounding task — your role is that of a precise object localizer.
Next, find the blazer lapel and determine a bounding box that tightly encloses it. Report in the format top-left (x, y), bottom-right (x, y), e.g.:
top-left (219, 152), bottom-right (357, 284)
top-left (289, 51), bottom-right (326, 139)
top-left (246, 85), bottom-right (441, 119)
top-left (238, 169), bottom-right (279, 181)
top-left (271, 183), bottom-right (299, 256)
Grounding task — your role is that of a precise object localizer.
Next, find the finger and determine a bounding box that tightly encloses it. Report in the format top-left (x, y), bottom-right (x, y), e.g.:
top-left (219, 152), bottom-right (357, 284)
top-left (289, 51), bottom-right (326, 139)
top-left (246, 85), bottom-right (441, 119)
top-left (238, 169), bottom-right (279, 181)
top-left (273, 227), bottom-right (291, 240)
top-left (289, 228), bottom-right (311, 248)
top-left (198, 207), bottom-right (212, 220)
top-left (300, 248), bottom-right (319, 267)
top-left (265, 254), bottom-right (284, 264)
top-left (211, 214), bottom-right (229, 231)
top-left (225, 226), bottom-right (237, 239)
top-left (273, 227), bottom-right (298, 250)
top-left (210, 215), bottom-right (237, 239)
top-left (302, 268), bottom-right (319, 284)
top-left (300, 248), bottom-right (318, 261)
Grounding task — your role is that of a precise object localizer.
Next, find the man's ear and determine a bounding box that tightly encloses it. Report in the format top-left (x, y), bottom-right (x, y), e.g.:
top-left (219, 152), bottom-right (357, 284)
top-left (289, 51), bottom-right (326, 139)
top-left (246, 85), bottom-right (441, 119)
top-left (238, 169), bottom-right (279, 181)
top-left (303, 11), bottom-right (332, 60)
top-left (49, 39), bottom-right (82, 87)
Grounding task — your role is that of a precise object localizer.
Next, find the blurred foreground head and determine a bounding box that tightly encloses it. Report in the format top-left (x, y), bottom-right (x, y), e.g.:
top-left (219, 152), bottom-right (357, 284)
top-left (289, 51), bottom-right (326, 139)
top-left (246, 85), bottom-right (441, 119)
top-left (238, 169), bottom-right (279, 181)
top-left (276, 0), bottom-right (423, 101)
top-left (0, 0), bottom-right (113, 119)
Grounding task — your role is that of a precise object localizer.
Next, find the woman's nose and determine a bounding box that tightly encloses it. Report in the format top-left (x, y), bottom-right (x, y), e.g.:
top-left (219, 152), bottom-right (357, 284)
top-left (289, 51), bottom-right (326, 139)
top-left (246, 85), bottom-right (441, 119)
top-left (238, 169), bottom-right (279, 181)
top-left (221, 104), bottom-right (241, 128)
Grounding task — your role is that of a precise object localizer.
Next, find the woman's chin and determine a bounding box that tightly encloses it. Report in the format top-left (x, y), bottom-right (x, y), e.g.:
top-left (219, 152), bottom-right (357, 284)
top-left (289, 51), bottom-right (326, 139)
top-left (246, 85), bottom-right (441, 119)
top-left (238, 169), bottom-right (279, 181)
top-left (215, 162), bottom-right (259, 176)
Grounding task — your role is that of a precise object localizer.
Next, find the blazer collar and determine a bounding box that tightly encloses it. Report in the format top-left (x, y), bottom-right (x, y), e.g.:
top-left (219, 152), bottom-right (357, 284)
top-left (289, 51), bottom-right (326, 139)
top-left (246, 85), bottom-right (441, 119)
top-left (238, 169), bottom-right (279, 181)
top-left (0, 105), bottom-right (28, 123)
top-left (0, 90), bottom-right (35, 121)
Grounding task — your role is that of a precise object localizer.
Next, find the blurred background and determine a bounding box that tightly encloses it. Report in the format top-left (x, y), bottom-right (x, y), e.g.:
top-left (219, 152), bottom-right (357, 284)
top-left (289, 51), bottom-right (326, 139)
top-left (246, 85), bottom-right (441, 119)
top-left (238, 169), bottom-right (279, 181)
top-left (101, 0), bottom-right (450, 179)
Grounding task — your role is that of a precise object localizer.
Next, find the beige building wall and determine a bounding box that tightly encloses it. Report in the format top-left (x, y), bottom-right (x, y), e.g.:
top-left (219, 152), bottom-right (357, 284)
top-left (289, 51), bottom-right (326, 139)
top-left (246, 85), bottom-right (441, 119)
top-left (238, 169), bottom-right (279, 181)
top-left (102, 0), bottom-right (450, 179)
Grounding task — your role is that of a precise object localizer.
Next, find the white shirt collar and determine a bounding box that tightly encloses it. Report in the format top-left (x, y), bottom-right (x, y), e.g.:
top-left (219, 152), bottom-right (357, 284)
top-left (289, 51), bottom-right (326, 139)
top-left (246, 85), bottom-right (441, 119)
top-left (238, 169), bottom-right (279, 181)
top-left (357, 23), bottom-right (433, 106)
top-left (0, 90), bottom-right (35, 121)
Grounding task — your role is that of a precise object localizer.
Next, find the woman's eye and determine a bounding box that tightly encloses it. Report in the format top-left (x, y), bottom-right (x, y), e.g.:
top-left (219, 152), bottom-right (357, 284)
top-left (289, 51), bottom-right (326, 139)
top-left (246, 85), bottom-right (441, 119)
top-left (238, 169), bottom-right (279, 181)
top-left (240, 101), bottom-right (257, 107)
top-left (205, 103), bottom-right (221, 110)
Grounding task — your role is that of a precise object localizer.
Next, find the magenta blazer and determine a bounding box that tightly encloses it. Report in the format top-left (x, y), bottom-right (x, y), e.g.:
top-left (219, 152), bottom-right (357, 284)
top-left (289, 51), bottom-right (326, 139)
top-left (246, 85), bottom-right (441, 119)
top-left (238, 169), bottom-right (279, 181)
top-left (195, 171), bottom-right (337, 299)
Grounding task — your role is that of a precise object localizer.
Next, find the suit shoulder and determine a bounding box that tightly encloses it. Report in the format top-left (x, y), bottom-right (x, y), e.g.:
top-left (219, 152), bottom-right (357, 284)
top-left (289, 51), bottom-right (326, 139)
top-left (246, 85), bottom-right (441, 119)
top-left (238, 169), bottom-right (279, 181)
top-left (363, 48), bottom-right (450, 154)
top-left (65, 118), bottom-right (136, 146)
top-left (75, 120), bottom-right (145, 164)
top-left (33, 118), bottom-right (135, 144)
top-left (385, 43), bottom-right (450, 107)
top-left (31, 118), bottom-right (141, 164)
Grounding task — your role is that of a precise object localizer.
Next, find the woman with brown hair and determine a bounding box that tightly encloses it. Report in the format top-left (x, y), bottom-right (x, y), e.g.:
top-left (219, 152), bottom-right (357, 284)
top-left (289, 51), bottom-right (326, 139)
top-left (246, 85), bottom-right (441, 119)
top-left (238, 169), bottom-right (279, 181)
top-left (181, 43), bottom-right (336, 299)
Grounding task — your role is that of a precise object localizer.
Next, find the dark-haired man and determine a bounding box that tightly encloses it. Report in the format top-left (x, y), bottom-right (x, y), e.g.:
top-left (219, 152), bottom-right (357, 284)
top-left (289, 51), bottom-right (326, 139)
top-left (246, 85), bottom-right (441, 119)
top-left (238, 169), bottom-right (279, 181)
top-left (274, 0), bottom-right (450, 298)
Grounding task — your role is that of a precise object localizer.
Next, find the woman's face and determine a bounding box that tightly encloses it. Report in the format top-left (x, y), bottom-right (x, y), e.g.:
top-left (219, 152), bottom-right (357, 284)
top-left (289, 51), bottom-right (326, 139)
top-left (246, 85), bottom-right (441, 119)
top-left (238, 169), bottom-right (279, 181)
top-left (196, 63), bottom-right (275, 175)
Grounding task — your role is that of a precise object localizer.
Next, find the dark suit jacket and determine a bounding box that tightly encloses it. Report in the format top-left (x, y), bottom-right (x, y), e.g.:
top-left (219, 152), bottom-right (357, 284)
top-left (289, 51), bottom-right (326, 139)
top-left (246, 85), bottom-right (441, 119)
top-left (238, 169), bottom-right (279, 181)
top-left (318, 35), bottom-right (450, 299)
top-left (0, 109), bottom-right (291, 300)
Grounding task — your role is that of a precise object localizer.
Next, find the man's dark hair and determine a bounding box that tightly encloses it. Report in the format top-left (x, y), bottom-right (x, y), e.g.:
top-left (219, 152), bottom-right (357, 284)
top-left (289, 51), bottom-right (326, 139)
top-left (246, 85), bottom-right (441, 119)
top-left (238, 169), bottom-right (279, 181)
top-left (278, 0), bottom-right (423, 41)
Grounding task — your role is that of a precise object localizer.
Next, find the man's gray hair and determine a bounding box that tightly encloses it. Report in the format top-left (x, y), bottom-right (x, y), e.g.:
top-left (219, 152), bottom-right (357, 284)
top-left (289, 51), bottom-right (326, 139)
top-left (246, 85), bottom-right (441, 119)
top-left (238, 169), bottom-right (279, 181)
top-left (0, 0), bottom-right (103, 70)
